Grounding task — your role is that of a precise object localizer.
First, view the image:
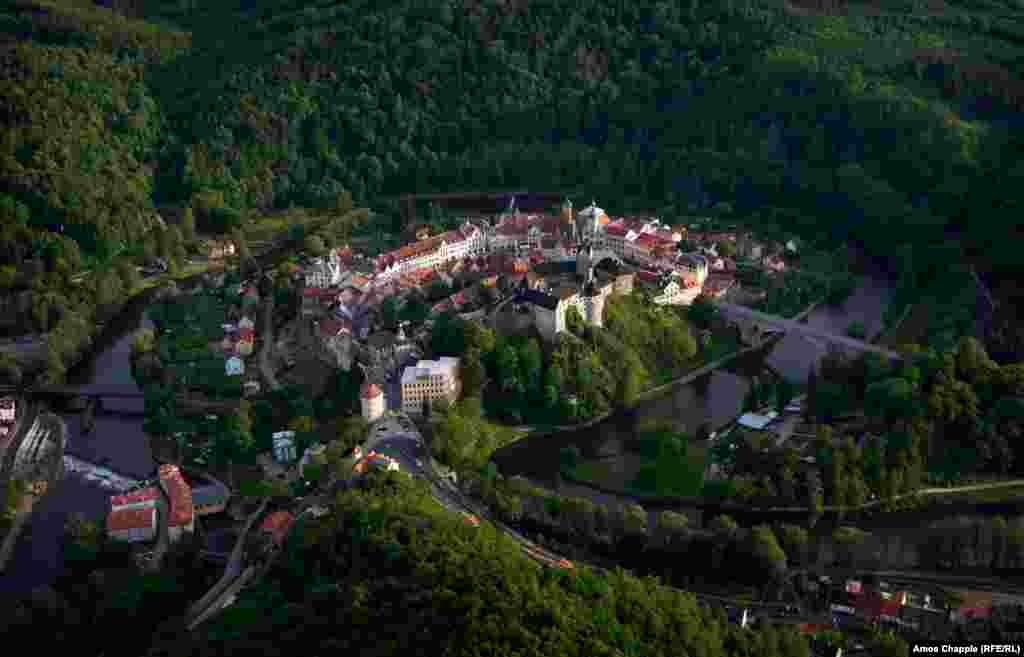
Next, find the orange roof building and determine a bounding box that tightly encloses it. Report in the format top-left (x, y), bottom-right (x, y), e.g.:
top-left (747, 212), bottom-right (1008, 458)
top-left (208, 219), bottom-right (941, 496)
top-left (260, 511), bottom-right (295, 546)
top-left (159, 464), bottom-right (194, 537)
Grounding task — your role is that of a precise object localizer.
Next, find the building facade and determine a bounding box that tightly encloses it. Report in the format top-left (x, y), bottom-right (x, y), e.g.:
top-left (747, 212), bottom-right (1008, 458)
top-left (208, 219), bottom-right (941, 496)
top-left (401, 357), bottom-right (460, 415)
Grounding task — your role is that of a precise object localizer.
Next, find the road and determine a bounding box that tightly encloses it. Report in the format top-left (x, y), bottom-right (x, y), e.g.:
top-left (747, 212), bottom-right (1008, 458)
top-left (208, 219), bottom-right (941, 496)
top-left (184, 498), bottom-right (268, 630)
top-left (258, 290), bottom-right (281, 392)
top-left (716, 302), bottom-right (902, 360)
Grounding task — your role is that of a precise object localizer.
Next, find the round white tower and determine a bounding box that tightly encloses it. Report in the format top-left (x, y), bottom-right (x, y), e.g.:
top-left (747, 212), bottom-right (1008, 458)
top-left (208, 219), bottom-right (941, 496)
top-left (360, 383), bottom-right (385, 423)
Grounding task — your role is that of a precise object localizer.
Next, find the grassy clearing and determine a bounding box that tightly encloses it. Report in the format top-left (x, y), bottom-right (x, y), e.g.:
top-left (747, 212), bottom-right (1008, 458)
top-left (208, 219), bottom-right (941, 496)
top-left (571, 444), bottom-right (708, 499)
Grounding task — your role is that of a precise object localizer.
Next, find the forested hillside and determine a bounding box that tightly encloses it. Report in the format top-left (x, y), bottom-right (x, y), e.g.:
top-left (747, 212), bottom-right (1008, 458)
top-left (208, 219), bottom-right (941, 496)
top-left (2, 0), bottom-right (1024, 352)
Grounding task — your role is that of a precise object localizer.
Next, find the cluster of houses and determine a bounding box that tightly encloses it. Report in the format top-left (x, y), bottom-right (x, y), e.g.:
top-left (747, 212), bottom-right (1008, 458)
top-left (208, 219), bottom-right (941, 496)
top-left (0, 397), bottom-right (15, 443)
top-left (829, 577), bottom-right (996, 637)
top-left (283, 197), bottom-right (792, 409)
top-left (105, 464), bottom-right (230, 544)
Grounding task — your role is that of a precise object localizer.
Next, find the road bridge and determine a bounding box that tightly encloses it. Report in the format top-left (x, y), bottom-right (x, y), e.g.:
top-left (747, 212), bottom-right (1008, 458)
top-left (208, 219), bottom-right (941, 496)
top-left (715, 302), bottom-right (903, 360)
top-left (4, 384), bottom-right (146, 415)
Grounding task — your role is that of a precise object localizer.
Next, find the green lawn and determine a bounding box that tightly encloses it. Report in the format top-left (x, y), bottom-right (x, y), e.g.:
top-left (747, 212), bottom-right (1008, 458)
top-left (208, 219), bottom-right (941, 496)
top-left (571, 444), bottom-right (708, 499)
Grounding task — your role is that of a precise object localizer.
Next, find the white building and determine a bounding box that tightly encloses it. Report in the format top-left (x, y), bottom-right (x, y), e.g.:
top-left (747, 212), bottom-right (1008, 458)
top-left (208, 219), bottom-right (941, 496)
top-left (305, 249), bottom-right (345, 288)
top-left (272, 431), bottom-right (297, 463)
top-left (360, 383), bottom-right (386, 423)
top-left (401, 357), bottom-right (460, 415)
top-left (0, 397), bottom-right (15, 422)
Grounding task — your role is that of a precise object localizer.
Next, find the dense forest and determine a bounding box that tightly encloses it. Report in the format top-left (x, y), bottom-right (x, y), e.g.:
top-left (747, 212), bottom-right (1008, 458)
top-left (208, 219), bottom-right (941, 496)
top-left (2, 0), bottom-right (1024, 364)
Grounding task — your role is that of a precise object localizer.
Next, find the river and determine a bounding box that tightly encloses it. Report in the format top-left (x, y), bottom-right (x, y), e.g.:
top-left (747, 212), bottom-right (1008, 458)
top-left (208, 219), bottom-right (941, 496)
top-left (0, 295), bottom-right (156, 595)
top-left (491, 271), bottom-right (895, 491)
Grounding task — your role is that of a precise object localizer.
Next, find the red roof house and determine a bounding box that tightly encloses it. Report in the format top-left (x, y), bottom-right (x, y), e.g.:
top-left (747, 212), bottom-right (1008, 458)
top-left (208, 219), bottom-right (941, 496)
top-left (260, 511), bottom-right (295, 546)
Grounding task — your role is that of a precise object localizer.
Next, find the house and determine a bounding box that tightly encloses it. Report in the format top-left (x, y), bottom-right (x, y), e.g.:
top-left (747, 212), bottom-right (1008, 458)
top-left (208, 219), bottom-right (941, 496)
top-left (401, 357), bottom-right (460, 415)
top-left (107, 506), bottom-right (159, 543)
top-left (159, 464), bottom-right (194, 541)
top-left (764, 254), bottom-right (787, 272)
top-left (260, 511), bottom-right (295, 547)
top-left (243, 380), bottom-right (262, 397)
top-left (0, 397), bottom-right (15, 422)
top-left (192, 484), bottom-right (229, 516)
top-left (738, 412), bottom-right (778, 430)
top-left (225, 356), bottom-right (244, 376)
top-left (110, 487), bottom-right (161, 511)
top-left (201, 240), bottom-right (236, 259)
top-left (236, 328), bottom-right (255, 356)
top-left (238, 316), bottom-right (255, 331)
top-left (950, 591), bottom-right (993, 623)
top-left (353, 450), bottom-right (399, 474)
top-left (272, 431), bottom-right (297, 463)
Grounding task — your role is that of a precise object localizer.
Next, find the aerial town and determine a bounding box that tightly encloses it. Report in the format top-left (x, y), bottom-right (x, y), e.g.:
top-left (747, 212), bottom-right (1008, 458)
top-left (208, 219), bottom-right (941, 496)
top-left (2, 189), bottom-right (1019, 657)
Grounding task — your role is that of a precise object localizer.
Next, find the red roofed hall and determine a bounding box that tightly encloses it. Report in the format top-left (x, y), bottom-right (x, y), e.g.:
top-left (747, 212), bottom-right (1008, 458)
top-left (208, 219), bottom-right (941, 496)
top-left (107, 506), bottom-right (159, 543)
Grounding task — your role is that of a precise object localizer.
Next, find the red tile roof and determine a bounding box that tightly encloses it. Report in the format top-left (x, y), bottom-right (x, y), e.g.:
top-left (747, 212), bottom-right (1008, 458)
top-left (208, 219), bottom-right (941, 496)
top-left (107, 506), bottom-right (158, 533)
top-left (636, 270), bottom-right (660, 283)
top-left (159, 465), bottom-right (193, 527)
top-left (111, 487), bottom-right (161, 509)
top-left (260, 511), bottom-right (294, 545)
top-left (605, 224), bottom-right (629, 237)
top-left (237, 328), bottom-right (255, 342)
top-left (361, 383), bottom-right (382, 399)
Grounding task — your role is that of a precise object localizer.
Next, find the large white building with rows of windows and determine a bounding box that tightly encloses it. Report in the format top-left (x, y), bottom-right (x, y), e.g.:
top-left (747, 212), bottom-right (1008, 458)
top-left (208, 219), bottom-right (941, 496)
top-left (400, 357), bottom-right (460, 415)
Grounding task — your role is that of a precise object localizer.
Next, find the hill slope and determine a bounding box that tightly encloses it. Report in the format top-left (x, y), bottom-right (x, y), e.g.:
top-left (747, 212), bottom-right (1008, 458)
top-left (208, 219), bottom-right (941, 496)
top-left (2, 0), bottom-right (1023, 351)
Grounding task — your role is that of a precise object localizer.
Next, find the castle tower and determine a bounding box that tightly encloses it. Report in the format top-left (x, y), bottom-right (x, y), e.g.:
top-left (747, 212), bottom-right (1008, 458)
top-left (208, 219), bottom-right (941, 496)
top-left (360, 383), bottom-right (385, 423)
top-left (582, 281), bottom-right (604, 328)
top-left (576, 240), bottom-right (593, 280)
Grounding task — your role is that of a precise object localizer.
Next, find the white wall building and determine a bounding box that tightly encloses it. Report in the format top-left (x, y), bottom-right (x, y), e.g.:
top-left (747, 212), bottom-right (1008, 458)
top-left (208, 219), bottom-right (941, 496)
top-left (401, 357), bottom-right (460, 415)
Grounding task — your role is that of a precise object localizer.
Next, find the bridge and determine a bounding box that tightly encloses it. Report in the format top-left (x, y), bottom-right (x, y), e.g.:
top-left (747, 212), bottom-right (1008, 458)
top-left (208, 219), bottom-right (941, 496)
top-left (715, 302), bottom-right (903, 360)
top-left (1, 384), bottom-right (146, 415)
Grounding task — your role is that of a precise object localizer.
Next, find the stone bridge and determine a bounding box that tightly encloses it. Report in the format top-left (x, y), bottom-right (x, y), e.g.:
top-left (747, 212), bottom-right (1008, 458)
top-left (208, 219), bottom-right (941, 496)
top-left (715, 302), bottom-right (903, 360)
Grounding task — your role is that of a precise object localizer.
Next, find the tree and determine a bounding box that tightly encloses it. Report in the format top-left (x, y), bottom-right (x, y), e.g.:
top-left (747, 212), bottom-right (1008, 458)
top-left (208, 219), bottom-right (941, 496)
top-left (496, 343), bottom-right (520, 392)
top-left (519, 339), bottom-right (543, 398)
top-left (832, 526), bottom-right (870, 568)
top-left (715, 239), bottom-right (736, 258)
top-left (462, 347), bottom-right (485, 397)
top-left (304, 234), bottom-right (326, 256)
top-left (865, 377), bottom-right (915, 423)
top-left (380, 296), bottom-right (399, 329)
top-left (400, 294), bottom-right (429, 324)
top-left (233, 229), bottom-right (251, 260)
top-left (182, 206), bottom-right (196, 242)
top-left (846, 320), bottom-right (867, 340)
top-left (615, 358), bottom-right (642, 409)
top-left (776, 523), bottom-right (810, 567)
top-left (114, 258), bottom-right (140, 293)
top-left (688, 294), bottom-right (717, 326)
top-left (748, 524), bottom-right (788, 597)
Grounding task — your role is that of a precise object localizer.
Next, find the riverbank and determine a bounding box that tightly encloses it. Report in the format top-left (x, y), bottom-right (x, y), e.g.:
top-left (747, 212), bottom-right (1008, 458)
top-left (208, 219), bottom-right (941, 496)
top-left (0, 411), bottom-right (67, 573)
